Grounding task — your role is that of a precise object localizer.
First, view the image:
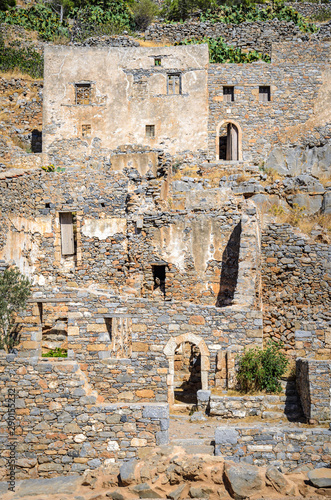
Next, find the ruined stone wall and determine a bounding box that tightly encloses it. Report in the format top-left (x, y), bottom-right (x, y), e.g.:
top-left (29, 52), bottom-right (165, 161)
top-left (261, 223), bottom-right (331, 354)
top-left (43, 45), bottom-right (209, 160)
top-left (0, 354), bottom-right (169, 480)
top-left (0, 165), bottom-right (261, 307)
top-left (215, 424), bottom-right (331, 471)
top-left (296, 358), bottom-right (331, 423)
top-left (207, 48), bottom-right (326, 164)
top-left (14, 289), bottom-right (263, 401)
top-left (145, 20), bottom-right (331, 53)
top-left (285, 2), bottom-right (331, 19)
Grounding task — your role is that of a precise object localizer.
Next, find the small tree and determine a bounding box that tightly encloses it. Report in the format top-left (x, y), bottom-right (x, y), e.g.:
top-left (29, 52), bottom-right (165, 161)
top-left (0, 268), bottom-right (31, 353)
top-left (237, 341), bottom-right (288, 393)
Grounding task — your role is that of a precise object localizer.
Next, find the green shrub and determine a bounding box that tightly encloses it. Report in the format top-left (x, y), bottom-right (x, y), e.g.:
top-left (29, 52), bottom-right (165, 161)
top-left (176, 36), bottom-right (271, 63)
top-left (0, 4), bottom-right (69, 40)
top-left (0, 32), bottom-right (44, 77)
top-left (0, 0), bottom-right (15, 12)
top-left (132, 0), bottom-right (159, 31)
top-left (0, 267), bottom-right (31, 353)
top-left (42, 347), bottom-right (68, 358)
top-left (237, 341), bottom-right (288, 393)
top-left (161, 0), bottom-right (217, 22)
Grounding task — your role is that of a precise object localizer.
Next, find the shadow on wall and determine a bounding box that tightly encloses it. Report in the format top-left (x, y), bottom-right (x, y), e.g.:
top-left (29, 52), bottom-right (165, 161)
top-left (216, 221), bottom-right (242, 307)
top-left (174, 342), bottom-right (202, 405)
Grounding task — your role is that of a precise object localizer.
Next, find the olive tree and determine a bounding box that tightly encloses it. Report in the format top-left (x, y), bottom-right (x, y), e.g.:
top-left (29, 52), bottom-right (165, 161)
top-left (0, 268), bottom-right (31, 353)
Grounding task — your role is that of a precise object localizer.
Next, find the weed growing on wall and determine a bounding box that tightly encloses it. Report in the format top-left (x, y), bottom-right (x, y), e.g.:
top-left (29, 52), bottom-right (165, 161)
top-left (176, 36), bottom-right (271, 63)
top-left (42, 347), bottom-right (68, 357)
top-left (0, 267), bottom-right (31, 353)
top-left (237, 341), bottom-right (288, 393)
top-left (0, 33), bottom-right (43, 77)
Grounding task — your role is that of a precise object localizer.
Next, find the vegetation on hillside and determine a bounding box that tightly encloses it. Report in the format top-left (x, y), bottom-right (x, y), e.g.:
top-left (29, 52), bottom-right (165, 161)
top-left (176, 36), bottom-right (271, 63)
top-left (0, 31), bottom-right (43, 77)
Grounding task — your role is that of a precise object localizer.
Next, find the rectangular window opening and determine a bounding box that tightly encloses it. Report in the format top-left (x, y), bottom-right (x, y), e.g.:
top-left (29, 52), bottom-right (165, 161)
top-left (152, 265), bottom-right (166, 298)
top-left (167, 74), bottom-right (181, 95)
top-left (75, 83), bottom-right (91, 105)
top-left (259, 86), bottom-right (270, 102)
top-left (145, 125), bottom-right (155, 138)
top-left (154, 57), bottom-right (161, 66)
top-left (104, 318), bottom-right (112, 342)
top-left (60, 212), bottom-right (77, 256)
top-left (223, 86), bottom-right (234, 102)
top-left (82, 124), bottom-right (91, 137)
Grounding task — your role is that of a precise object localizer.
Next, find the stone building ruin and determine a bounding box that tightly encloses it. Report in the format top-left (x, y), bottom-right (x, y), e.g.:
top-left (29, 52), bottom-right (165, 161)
top-left (0, 40), bottom-right (330, 480)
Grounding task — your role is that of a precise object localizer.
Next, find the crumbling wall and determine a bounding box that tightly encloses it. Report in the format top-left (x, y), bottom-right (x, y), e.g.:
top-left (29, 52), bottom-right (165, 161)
top-left (297, 358), bottom-right (331, 423)
top-left (261, 223), bottom-right (331, 354)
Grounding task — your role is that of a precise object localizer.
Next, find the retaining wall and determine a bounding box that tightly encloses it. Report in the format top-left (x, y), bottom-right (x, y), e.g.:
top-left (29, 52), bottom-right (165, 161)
top-left (296, 358), bottom-right (331, 423)
top-left (215, 424), bottom-right (331, 471)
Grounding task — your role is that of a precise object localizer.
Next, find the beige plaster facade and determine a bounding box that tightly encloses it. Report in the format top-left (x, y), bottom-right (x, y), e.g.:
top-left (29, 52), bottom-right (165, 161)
top-left (43, 45), bottom-right (209, 157)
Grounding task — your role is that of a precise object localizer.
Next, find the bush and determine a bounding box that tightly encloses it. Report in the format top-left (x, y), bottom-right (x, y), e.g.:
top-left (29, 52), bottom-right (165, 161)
top-left (0, 267), bottom-right (31, 353)
top-left (176, 37), bottom-right (271, 63)
top-left (132, 0), bottom-right (159, 31)
top-left (0, 4), bottom-right (69, 40)
top-left (0, 32), bottom-right (44, 77)
top-left (237, 341), bottom-right (288, 393)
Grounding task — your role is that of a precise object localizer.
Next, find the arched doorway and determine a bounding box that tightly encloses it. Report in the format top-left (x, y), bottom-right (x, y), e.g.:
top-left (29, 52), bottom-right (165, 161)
top-left (216, 120), bottom-right (242, 161)
top-left (164, 333), bottom-right (210, 406)
top-left (174, 341), bottom-right (201, 404)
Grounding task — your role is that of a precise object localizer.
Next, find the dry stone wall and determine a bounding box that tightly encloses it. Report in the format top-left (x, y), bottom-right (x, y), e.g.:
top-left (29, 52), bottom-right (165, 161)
top-left (296, 358), bottom-right (331, 423)
top-left (215, 424), bottom-right (331, 471)
top-left (261, 223), bottom-right (331, 353)
top-left (145, 20), bottom-right (331, 53)
top-left (0, 354), bottom-right (169, 480)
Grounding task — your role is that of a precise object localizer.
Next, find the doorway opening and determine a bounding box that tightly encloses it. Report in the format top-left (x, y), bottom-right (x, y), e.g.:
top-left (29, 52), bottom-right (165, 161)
top-left (174, 342), bottom-right (202, 404)
top-left (218, 123), bottom-right (239, 160)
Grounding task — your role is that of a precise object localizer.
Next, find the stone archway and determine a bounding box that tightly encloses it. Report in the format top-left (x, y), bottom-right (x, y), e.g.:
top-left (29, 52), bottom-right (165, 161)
top-left (164, 333), bottom-right (210, 406)
top-left (216, 119), bottom-right (243, 161)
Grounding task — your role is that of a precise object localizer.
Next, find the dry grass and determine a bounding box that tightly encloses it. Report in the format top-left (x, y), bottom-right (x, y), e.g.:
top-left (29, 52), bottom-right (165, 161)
top-left (171, 164), bottom-right (199, 180)
top-left (0, 69), bottom-right (42, 81)
top-left (318, 173), bottom-right (331, 187)
top-left (138, 40), bottom-right (170, 47)
top-left (269, 204), bottom-right (331, 236)
top-left (260, 167), bottom-right (284, 183)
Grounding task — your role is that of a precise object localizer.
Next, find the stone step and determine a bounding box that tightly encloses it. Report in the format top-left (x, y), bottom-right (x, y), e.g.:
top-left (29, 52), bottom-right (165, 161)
top-left (171, 438), bottom-right (214, 455)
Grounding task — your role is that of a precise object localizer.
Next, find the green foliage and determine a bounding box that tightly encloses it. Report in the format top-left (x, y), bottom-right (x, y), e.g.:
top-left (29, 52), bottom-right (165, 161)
top-left (132, 0), bottom-right (159, 31)
top-left (42, 347), bottom-right (68, 357)
top-left (312, 7), bottom-right (331, 22)
top-left (237, 341), bottom-right (289, 393)
top-left (41, 164), bottom-right (65, 172)
top-left (0, 32), bottom-right (44, 77)
top-left (0, 4), bottom-right (69, 40)
top-left (199, 2), bottom-right (316, 33)
top-left (0, 268), bottom-right (31, 353)
top-left (161, 0), bottom-right (217, 22)
top-left (70, 4), bottom-right (133, 42)
top-left (176, 37), bottom-right (271, 63)
top-left (0, 0), bottom-right (15, 13)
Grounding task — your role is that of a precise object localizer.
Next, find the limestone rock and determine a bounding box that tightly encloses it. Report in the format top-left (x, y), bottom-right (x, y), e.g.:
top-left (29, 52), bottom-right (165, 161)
top-left (308, 468), bottom-right (331, 488)
top-left (224, 462), bottom-right (265, 499)
top-left (132, 482), bottom-right (162, 498)
top-left (266, 465), bottom-right (297, 495)
top-left (119, 459), bottom-right (138, 486)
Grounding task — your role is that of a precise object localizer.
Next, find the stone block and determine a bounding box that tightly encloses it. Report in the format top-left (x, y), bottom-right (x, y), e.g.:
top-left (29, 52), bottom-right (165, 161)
top-left (143, 405), bottom-right (169, 419)
top-left (215, 427), bottom-right (239, 445)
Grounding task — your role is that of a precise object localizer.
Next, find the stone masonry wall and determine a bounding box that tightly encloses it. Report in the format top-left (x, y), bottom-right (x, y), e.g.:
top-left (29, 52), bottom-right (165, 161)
top-left (261, 223), bottom-right (331, 354)
top-left (15, 289), bottom-right (263, 400)
top-left (296, 358), bottom-right (331, 423)
top-left (145, 20), bottom-right (331, 53)
top-left (207, 52), bottom-right (325, 164)
top-left (215, 424), bottom-right (331, 471)
top-left (0, 355), bottom-right (169, 480)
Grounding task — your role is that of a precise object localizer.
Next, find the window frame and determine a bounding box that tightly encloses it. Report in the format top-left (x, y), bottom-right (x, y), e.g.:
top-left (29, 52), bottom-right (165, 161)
top-left (223, 86), bottom-right (234, 102)
top-left (75, 83), bottom-right (91, 105)
top-left (259, 86), bottom-right (271, 102)
top-left (145, 124), bottom-right (155, 138)
top-left (167, 73), bottom-right (182, 95)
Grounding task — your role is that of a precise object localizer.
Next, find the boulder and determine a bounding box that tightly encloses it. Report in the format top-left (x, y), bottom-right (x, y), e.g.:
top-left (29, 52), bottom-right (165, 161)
top-left (119, 459), bottom-right (138, 486)
top-left (224, 462), bottom-right (265, 499)
top-left (131, 482), bottom-right (162, 498)
top-left (322, 191), bottom-right (331, 215)
top-left (266, 465), bottom-right (298, 495)
top-left (308, 468), bottom-right (331, 488)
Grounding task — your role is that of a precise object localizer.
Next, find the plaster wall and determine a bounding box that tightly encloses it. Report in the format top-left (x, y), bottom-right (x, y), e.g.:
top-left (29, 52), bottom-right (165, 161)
top-left (43, 45), bottom-right (209, 158)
